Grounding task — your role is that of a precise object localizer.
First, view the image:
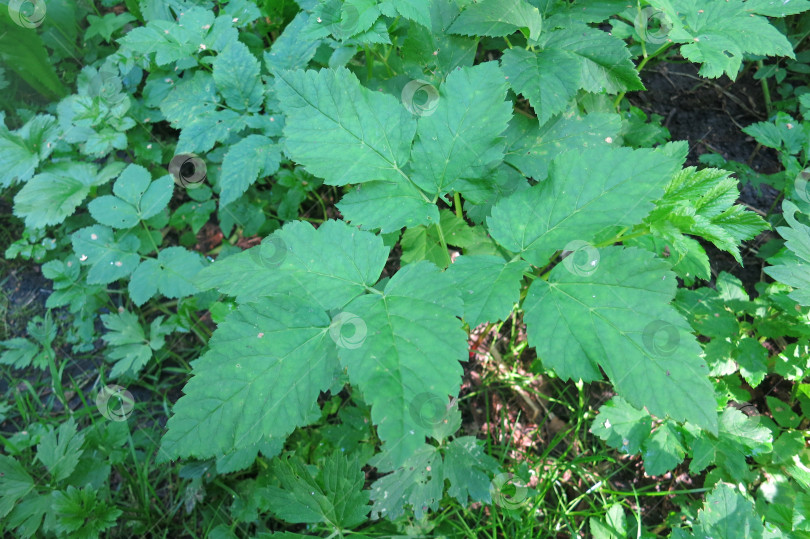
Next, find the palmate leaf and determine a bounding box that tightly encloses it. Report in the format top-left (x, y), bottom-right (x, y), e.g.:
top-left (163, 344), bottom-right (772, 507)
top-left (501, 24), bottom-right (642, 124)
top-left (487, 144), bottom-right (685, 266)
top-left (274, 67), bottom-right (416, 185)
top-left (524, 246), bottom-right (718, 433)
top-left (765, 200), bottom-right (810, 306)
top-left (337, 180), bottom-right (439, 232)
top-left (447, 255), bottom-right (529, 327)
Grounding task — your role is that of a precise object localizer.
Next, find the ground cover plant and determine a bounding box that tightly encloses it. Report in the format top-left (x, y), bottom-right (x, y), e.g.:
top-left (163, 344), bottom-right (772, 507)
top-left (1, 0), bottom-right (810, 537)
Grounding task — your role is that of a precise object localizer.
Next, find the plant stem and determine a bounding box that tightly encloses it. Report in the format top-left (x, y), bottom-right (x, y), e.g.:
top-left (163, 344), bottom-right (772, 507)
top-left (757, 60), bottom-right (773, 117)
top-left (453, 192), bottom-right (463, 218)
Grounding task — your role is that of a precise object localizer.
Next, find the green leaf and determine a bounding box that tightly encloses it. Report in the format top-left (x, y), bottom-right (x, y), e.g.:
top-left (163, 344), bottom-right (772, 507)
top-left (159, 296), bottom-right (340, 461)
top-left (36, 417), bottom-right (85, 482)
top-left (264, 452), bottom-right (370, 529)
top-left (195, 220), bottom-right (388, 309)
top-left (504, 111), bottom-right (621, 180)
top-left (524, 246), bottom-right (718, 433)
top-left (590, 504), bottom-right (628, 539)
top-left (264, 12), bottom-right (321, 72)
top-left (338, 261), bottom-right (468, 465)
top-left (51, 486), bottom-right (122, 537)
top-left (14, 163), bottom-right (101, 229)
top-left (275, 67), bottom-right (417, 185)
top-left (488, 144), bottom-right (684, 266)
top-left (447, 255), bottom-right (529, 327)
top-left (765, 200), bottom-right (810, 305)
top-left (767, 396), bottom-right (801, 429)
top-left (501, 25), bottom-right (642, 124)
top-left (590, 396), bottom-right (653, 455)
top-left (641, 420), bottom-right (685, 476)
top-left (220, 135), bottom-right (282, 207)
top-left (213, 41), bottom-right (264, 111)
top-left (447, 0), bottom-right (542, 42)
top-left (693, 483), bottom-right (765, 539)
top-left (101, 310), bottom-right (168, 379)
top-left (443, 436), bottom-right (500, 505)
top-left (0, 10), bottom-right (67, 100)
top-left (0, 456), bottom-right (35, 519)
top-left (0, 338), bottom-right (44, 370)
top-left (160, 71), bottom-right (220, 131)
top-left (176, 109), bottom-right (247, 154)
top-left (735, 338), bottom-right (768, 388)
top-left (129, 247), bottom-right (205, 306)
top-left (408, 62), bottom-right (512, 196)
top-left (337, 180), bottom-right (439, 232)
top-left (71, 225), bottom-right (141, 285)
top-left (369, 444), bottom-right (443, 520)
top-left (662, 0), bottom-right (795, 79)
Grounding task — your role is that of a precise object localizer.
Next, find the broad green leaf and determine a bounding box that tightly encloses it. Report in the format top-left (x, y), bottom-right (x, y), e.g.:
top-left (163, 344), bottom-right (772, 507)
top-left (265, 12), bottom-right (321, 72)
top-left (14, 163), bottom-right (101, 229)
top-left (504, 111), bottom-right (620, 180)
top-left (213, 41), bottom-right (264, 111)
top-left (0, 10), bottom-right (67, 100)
top-left (693, 483), bottom-right (765, 539)
top-left (659, 0), bottom-right (795, 79)
top-left (338, 261), bottom-right (468, 465)
top-left (765, 200), bottom-right (810, 305)
top-left (590, 504), bottom-right (628, 539)
top-left (160, 296), bottom-right (339, 461)
top-left (443, 436), bottom-right (500, 505)
top-left (488, 144), bottom-right (684, 266)
top-left (524, 246), bottom-right (718, 433)
top-left (71, 225), bottom-right (141, 284)
top-left (160, 72), bottom-right (220, 131)
top-left (195, 220), bottom-right (388, 310)
top-left (446, 255), bottom-right (529, 327)
top-left (220, 135), bottom-right (282, 207)
top-left (501, 25), bottom-right (642, 124)
top-left (590, 396), bottom-right (653, 455)
top-left (0, 114), bottom-right (58, 186)
top-left (101, 310), bottom-right (152, 378)
top-left (0, 456), bottom-right (35, 519)
top-left (408, 62), bottom-right (512, 196)
top-left (380, 0), bottom-right (431, 27)
top-left (275, 67), bottom-right (417, 185)
top-left (176, 109), bottom-right (247, 154)
top-left (447, 0), bottom-right (542, 42)
top-left (641, 420), bottom-right (685, 475)
top-left (0, 338), bottom-right (43, 370)
top-left (264, 452), bottom-right (370, 529)
top-left (129, 247), bottom-right (205, 306)
top-left (735, 338), bottom-right (768, 388)
top-left (51, 486), bottom-right (122, 537)
top-left (36, 417), bottom-right (85, 483)
top-left (369, 444), bottom-right (443, 520)
top-left (337, 180), bottom-right (439, 232)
